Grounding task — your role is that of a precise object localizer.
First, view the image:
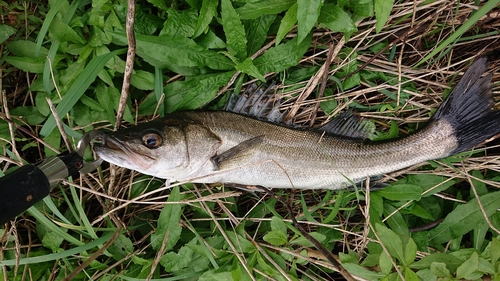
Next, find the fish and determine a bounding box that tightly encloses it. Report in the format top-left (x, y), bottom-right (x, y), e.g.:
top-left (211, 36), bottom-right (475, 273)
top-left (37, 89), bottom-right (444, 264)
top-left (95, 58), bottom-right (500, 190)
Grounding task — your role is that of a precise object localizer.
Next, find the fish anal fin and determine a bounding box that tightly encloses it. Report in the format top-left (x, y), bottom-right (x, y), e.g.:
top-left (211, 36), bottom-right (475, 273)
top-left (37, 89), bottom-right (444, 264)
top-left (212, 136), bottom-right (264, 169)
top-left (320, 111), bottom-right (375, 140)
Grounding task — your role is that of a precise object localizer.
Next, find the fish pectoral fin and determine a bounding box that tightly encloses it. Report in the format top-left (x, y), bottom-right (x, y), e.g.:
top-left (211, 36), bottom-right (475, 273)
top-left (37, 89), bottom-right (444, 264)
top-left (211, 136), bottom-right (264, 170)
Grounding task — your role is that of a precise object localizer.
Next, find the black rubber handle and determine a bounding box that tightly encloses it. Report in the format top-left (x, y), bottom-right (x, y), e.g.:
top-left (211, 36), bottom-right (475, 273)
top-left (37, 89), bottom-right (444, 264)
top-left (0, 165), bottom-right (50, 225)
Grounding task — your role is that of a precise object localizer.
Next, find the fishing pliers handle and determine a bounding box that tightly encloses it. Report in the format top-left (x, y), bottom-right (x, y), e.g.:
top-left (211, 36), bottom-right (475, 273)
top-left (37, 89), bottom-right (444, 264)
top-left (0, 130), bottom-right (104, 225)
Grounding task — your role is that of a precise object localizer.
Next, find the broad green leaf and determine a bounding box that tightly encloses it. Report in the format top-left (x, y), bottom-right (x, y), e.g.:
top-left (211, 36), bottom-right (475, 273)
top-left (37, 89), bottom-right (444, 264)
top-left (374, 0), bottom-right (394, 33)
top-left (290, 232), bottom-right (325, 247)
top-left (297, 0), bottom-right (322, 44)
top-left (276, 3), bottom-right (297, 45)
top-left (151, 186), bottom-right (183, 251)
top-left (456, 252), bottom-right (479, 279)
top-left (164, 71), bottom-right (234, 113)
top-left (236, 0), bottom-right (295, 20)
top-left (49, 18), bottom-right (85, 44)
top-left (7, 40), bottom-right (49, 58)
top-left (491, 238), bottom-right (500, 264)
top-left (343, 263), bottom-right (386, 280)
top-left (108, 31), bottom-right (234, 71)
top-left (35, 92), bottom-right (51, 116)
top-left (193, 0), bottom-right (218, 38)
top-left (246, 14), bottom-right (276, 55)
top-left (146, 0), bottom-right (168, 11)
top-left (108, 234), bottom-right (134, 260)
top-left (196, 30), bottom-right (226, 49)
top-left (0, 24), bottom-right (16, 45)
top-left (253, 33), bottom-right (311, 74)
top-left (374, 224), bottom-right (405, 264)
top-left (130, 70), bottom-right (155, 90)
top-left (379, 250), bottom-right (392, 275)
top-left (160, 8), bottom-right (197, 38)
top-left (160, 241), bottom-right (195, 272)
top-left (404, 268), bottom-right (420, 281)
top-left (430, 262), bottom-right (451, 278)
top-left (40, 49), bottom-right (124, 136)
top-left (10, 106), bottom-right (46, 125)
top-left (404, 238), bottom-right (417, 266)
top-left (318, 4), bottom-right (357, 34)
top-left (221, 0), bottom-right (247, 59)
top-left (235, 58), bottom-right (265, 81)
top-left (263, 230), bottom-right (288, 246)
top-left (375, 184), bottom-right (421, 201)
top-left (225, 231), bottom-right (255, 253)
top-left (429, 191), bottom-right (500, 244)
top-left (403, 174), bottom-right (456, 197)
top-left (5, 57), bottom-right (45, 73)
top-left (270, 216), bottom-right (287, 233)
top-left (35, 0), bottom-right (66, 56)
top-left (350, 0), bottom-right (374, 17)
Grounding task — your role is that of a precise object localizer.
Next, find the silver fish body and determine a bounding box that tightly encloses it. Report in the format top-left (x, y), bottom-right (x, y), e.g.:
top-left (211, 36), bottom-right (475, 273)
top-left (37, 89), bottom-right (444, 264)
top-left (95, 58), bottom-right (500, 190)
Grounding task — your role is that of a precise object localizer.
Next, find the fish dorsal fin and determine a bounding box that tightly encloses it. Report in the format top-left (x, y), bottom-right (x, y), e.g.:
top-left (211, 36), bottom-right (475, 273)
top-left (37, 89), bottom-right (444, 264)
top-left (224, 82), bottom-right (287, 124)
top-left (320, 111), bottom-right (374, 140)
top-left (211, 136), bottom-right (264, 170)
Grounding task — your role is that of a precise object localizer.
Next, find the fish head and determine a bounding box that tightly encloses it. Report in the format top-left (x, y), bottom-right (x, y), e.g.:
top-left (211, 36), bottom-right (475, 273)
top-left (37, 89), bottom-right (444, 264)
top-left (95, 116), bottom-right (222, 180)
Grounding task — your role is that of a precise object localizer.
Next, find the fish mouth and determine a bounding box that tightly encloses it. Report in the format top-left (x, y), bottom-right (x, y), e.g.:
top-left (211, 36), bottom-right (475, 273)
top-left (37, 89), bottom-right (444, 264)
top-left (96, 135), bottom-right (155, 171)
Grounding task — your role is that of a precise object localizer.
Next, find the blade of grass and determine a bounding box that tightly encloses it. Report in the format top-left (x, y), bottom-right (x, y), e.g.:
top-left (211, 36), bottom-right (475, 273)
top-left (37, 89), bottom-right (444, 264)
top-left (416, 0), bottom-right (500, 66)
top-left (0, 231), bottom-right (116, 266)
top-left (40, 49), bottom-right (126, 136)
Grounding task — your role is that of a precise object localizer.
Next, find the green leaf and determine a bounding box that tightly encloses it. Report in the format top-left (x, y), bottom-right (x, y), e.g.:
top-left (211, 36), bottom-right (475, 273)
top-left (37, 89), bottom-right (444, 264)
top-left (5, 57), bottom-right (46, 73)
top-left (491, 238), bottom-right (500, 264)
top-left (7, 40), bottom-right (49, 58)
top-left (40, 49), bottom-right (124, 136)
top-left (246, 14), bottom-right (276, 55)
top-left (151, 186), bottom-right (183, 251)
top-left (130, 70), bottom-right (155, 90)
top-left (160, 241), bottom-right (195, 272)
top-left (379, 250), bottom-right (392, 275)
top-left (350, 0), bottom-right (374, 18)
top-left (108, 234), bottom-right (134, 260)
top-left (343, 263), bottom-right (386, 280)
top-left (297, 0), bottom-right (322, 43)
top-left (430, 262), bottom-right (451, 278)
top-left (375, 184), bottom-right (421, 201)
top-left (290, 232), bottom-right (325, 247)
top-left (146, 0), bottom-right (168, 11)
top-left (263, 230), bottom-right (288, 246)
top-left (10, 106), bottom-right (46, 125)
top-left (235, 58), bottom-right (265, 81)
top-left (429, 191), bottom-right (500, 244)
top-left (49, 18), bottom-right (85, 43)
top-left (35, 92), bottom-right (51, 117)
top-left (374, 0), bottom-right (394, 33)
top-left (226, 231), bottom-right (255, 253)
top-left (276, 3), bottom-right (297, 45)
top-left (160, 8), bottom-right (197, 38)
top-left (456, 252), bottom-right (479, 279)
top-left (108, 31), bottom-right (234, 71)
top-left (318, 4), bottom-right (357, 34)
top-left (164, 71), bottom-right (234, 113)
top-left (404, 238), bottom-right (417, 266)
top-left (411, 253), bottom-right (463, 272)
top-left (194, 0), bottom-right (218, 38)
top-left (270, 216), bottom-right (287, 233)
top-left (221, 0), bottom-right (247, 59)
top-left (253, 33), bottom-right (311, 74)
top-left (0, 24), bottom-right (16, 45)
top-left (374, 224), bottom-right (405, 264)
top-left (236, 0), bottom-right (295, 20)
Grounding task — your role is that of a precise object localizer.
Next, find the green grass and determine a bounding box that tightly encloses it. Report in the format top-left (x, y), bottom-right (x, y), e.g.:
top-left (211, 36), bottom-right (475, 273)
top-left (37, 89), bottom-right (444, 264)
top-left (1, 0), bottom-right (500, 280)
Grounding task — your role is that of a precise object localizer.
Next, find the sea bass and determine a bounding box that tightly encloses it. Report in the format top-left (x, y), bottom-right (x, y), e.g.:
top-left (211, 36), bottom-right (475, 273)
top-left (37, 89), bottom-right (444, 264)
top-left (95, 58), bottom-right (500, 190)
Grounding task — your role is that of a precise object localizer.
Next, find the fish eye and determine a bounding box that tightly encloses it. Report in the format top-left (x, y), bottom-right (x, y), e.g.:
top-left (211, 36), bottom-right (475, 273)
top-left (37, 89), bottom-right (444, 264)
top-left (142, 132), bottom-right (163, 149)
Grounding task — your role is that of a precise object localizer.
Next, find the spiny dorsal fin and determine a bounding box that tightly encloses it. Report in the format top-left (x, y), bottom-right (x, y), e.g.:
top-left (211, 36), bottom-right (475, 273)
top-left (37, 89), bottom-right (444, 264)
top-left (320, 111), bottom-right (375, 140)
top-left (225, 82), bottom-right (287, 123)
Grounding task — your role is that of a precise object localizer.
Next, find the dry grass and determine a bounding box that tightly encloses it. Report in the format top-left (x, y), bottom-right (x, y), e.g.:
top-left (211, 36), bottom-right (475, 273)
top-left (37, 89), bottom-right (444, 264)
top-left (2, 0), bottom-right (500, 280)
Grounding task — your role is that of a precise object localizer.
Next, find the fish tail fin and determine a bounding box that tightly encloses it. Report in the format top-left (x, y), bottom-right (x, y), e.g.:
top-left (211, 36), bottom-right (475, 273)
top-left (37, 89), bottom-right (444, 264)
top-left (432, 57), bottom-right (500, 154)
